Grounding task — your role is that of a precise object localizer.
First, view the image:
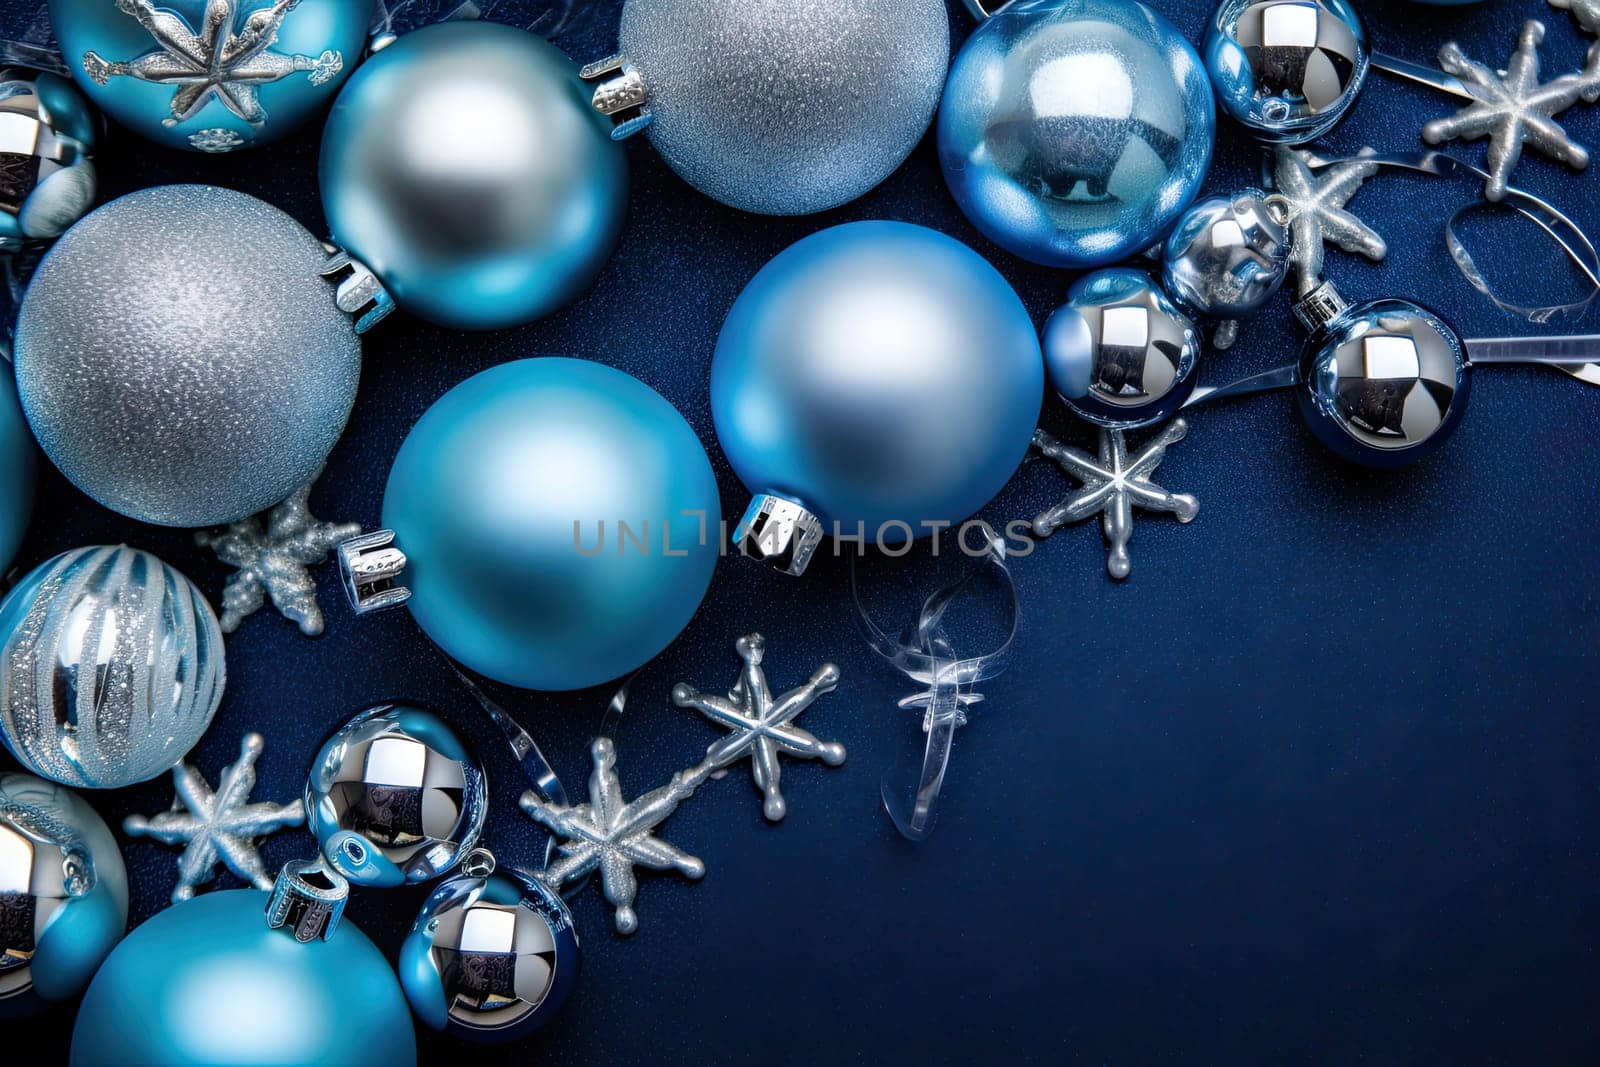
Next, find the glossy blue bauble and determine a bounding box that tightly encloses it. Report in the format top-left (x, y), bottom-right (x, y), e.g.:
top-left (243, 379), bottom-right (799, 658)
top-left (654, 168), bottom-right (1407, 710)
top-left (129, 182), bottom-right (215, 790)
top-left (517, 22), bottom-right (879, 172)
top-left (0, 370), bottom-right (36, 574)
top-left (712, 221), bottom-right (1043, 540)
top-left (321, 22), bottom-right (627, 330)
top-left (71, 889), bottom-right (416, 1066)
top-left (384, 358), bottom-right (720, 691)
top-left (938, 0), bottom-right (1215, 268)
top-left (50, 0), bottom-right (372, 153)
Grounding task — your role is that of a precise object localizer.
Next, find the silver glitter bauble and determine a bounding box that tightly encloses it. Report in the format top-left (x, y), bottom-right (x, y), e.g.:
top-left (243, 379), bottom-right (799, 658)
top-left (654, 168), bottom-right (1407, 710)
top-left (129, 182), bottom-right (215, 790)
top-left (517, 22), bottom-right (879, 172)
top-left (613, 0), bottom-right (949, 214)
top-left (13, 184), bottom-right (361, 527)
top-left (0, 546), bottom-right (226, 790)
top-left (306, 704), bottom-right (486, 888)
top-left (0, 68), bottom-right (97, 254)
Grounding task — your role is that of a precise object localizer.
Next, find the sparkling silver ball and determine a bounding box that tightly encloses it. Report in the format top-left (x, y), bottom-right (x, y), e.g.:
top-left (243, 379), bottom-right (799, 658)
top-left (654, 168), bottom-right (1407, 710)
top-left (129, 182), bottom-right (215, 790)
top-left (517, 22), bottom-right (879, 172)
top-left (306, 704), bottom-right (486, 889)
top-left (400, 863), bottom-right (579, 1041)
top-left (13, 185), bottom-right (362, 527)
top-left (0, 773), bottom-right (129, 1016)
top-left (0, 546), bottom-right (225, 790)
top-left (1162, 189), bottom-right (1291, 320)
top-left (618, 0), bottom-right (949, 215)
top-left (0, 68), bottom-right (97, 253)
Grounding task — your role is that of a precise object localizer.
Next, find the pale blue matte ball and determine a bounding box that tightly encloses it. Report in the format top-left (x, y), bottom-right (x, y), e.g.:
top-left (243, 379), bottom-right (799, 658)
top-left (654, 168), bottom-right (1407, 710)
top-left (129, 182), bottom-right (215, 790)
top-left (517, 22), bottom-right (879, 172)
top-left (71, 890), bottom-right (416, 1066)
top-left (383, 359), bottom-right (721, 691)
top-left (0, 370), bottom-right (35, 573)
top-left (711, 221), bottom-right (1043, 537)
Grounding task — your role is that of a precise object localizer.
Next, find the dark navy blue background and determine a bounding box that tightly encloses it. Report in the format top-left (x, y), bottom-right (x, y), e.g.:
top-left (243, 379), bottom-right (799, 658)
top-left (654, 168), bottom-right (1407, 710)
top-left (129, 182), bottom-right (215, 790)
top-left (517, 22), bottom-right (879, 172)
top-left (7, 0), bottom-right (1598, 1062)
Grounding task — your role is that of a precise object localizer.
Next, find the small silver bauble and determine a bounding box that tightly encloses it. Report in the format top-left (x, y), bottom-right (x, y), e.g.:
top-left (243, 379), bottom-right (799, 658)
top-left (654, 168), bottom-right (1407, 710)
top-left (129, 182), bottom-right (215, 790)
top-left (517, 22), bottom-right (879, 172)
top-left (1162, 190), bottom-right (1291, 349)
top-left (306, 704), bottom-right (486, 888)
top-left (0, 68), bottom-right (97, 253)
top-left (0, 546), bottom-right (225, 790)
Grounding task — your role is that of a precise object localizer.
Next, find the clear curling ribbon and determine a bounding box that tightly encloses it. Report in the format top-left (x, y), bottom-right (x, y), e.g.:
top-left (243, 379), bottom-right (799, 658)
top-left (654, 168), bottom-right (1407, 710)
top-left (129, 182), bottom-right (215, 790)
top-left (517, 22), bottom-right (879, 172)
top-left (852, 532), bottom-right (1019, 842)
top-left (369, 0), bottom-right (587, 41)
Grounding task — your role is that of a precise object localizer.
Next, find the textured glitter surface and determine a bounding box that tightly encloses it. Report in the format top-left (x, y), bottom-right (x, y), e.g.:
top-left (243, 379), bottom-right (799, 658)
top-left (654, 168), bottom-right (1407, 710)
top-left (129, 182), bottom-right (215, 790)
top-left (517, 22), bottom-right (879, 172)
top-left (618, 0), bottom-right (949, 214)
top-left (13, 184), bottom-right (362, 527)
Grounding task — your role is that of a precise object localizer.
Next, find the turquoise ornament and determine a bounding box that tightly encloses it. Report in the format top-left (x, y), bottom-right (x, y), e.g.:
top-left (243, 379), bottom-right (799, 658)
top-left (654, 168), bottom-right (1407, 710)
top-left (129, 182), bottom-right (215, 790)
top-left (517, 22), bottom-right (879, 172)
top-left (0, 370), bottom-right (35, 574)
top-left (321, 22), bottom-right (627, 330)
top-left (0, 68), bottom-right (97, 254)
top-left (938, 0), bottom-right (1215, 268)
top-left (71, 888), bottom-right (416, 1066)
top-left (341, 359), bottom-right (720, 691)
top-left (0, 773), bottom-right (128, 1017)
top-left (49, 0), bottom-right (373, 153)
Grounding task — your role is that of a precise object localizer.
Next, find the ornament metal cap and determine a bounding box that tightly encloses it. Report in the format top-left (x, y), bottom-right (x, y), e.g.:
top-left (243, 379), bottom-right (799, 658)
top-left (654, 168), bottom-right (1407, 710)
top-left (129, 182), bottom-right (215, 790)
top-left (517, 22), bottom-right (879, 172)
top-left (1294, 280), bottom-right (1352, 333)
top-left (265, 858), bottom-right (350, 943)
top-left (734, 494), bottom-right (824, 577)
top-left (338, 530), bottom-right (411, 614)
top-left (319, 247), bottom-right (395, 334)
top-left (581, 54), bottom-right (653, 140)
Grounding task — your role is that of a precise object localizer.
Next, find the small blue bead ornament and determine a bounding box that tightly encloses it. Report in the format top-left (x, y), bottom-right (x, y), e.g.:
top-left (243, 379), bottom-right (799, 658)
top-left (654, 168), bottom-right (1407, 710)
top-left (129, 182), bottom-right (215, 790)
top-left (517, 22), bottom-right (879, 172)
top-left (0, 370), bottom-right (35, 575)
top-left (50, 0), bottom-right (373, 153)
top-left (340, 359), bottom-right (721, 690)
top-left (322, 21), bottom-right (627, 330)
top-left (938, 0), bottom-right (1215, 268)
top-left (711, 221), bottom-right (1043, 575)
top-left (0, 773), bottom-right (128, 1017)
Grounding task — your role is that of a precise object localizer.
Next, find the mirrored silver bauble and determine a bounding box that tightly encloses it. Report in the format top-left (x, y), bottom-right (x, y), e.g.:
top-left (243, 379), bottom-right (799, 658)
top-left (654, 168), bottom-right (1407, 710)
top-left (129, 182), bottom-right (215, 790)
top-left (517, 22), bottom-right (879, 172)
top-left (0, 546), bottom-right (226, 790)
top-left (1162, 189), bottom-right (1291, 347)
top-left (1042, 268), bottom-right (1203, 430)
top-left (0, 773), bottom-right (128, 1016)
top-left (611, 0), bottom-right (949, 214)
top-left (306, 704), bottom-right (486, 888)
top-left (0, 68), bottom-right (97, 253)
top-left (13, 184), bottom-right (361, 527)
top-left (400, 858), bottom-right (579, 1042)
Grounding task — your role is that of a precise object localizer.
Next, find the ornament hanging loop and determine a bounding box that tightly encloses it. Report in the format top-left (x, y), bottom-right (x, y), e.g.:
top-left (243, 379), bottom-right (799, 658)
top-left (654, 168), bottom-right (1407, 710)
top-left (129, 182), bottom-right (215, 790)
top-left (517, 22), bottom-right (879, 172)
top-left (961, 0), bottom-right (1011, 19)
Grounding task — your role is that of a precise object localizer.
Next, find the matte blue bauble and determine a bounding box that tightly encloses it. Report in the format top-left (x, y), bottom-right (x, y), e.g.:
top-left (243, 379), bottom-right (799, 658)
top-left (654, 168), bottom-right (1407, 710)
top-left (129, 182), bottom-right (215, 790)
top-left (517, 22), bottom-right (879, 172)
top-left (71, 889), bottom-right (416, 1066)
top-left (382, 358), bottom-right (720, 691)
top-left (0, 370), bottom-right (35, 574)
top-left (938, 0), bottom-right (1215, 268)
top-left (49, 0), bottom-right (372, 153)
top-left (712, 222), bottom-right (1042, 546)
top-left (321, 22), bottom-right (627, 330)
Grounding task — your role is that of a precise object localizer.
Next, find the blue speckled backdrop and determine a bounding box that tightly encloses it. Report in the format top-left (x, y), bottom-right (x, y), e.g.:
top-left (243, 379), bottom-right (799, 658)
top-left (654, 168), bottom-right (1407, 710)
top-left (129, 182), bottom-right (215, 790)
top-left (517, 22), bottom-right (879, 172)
top-left (8, 0), bottom-right (1599, 1061)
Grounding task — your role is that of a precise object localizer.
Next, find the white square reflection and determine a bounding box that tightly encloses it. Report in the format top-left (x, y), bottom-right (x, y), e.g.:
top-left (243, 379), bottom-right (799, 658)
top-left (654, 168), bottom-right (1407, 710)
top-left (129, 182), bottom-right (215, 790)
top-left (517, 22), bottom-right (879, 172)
top-left (1363, 335), bottom-right (1422, 381)
top-left (1102, 306), bottom-right (1150, 350)
top-left (363, 737), bottom-right (428, 788)
top-left (460, 906), bottom-right (517, 955)
top-left (0, 825), bottom-right (35, 893)
top-left (1263, 3), bottom-right (1320, 49)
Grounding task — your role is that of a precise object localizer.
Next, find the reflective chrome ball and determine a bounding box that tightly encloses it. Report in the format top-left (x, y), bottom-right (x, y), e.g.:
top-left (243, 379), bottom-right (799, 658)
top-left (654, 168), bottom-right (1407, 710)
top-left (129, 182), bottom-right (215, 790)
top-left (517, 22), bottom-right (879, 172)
top-left (0, 773), bottom-right (128, 1016)
top-left (1162, 190), bottom-right (1291, 321)
top-left (1205, 0), bottom-right (1368, 144)
top-left (1043, 268), bottom-right (1203, 429)
top-left (0, 68), bottom-right (96, 253)
top-left (1297, 295), bottom-right (1470, 467)
top-left (307, 705), bottom-right (486, 888)
top-left (400, 859), bottom-right (579, 1042)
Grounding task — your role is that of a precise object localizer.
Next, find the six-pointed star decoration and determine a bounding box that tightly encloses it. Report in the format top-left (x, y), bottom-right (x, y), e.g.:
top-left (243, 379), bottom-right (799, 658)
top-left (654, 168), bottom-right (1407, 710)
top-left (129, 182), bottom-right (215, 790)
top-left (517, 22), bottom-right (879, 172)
top-left (1272, 146), bottom-right (1388, 296)
top-left (124, 733), bottom-right (306, 904)
top-left (1032, 422), bottom-right (1199, 581)
top-left (83, 0), bottom-right (343, 133)
top-left (1423, 21), bottom-right (1600, 201)
top-left (196, 477), bottom-right (361, 636)
top-left (672, 633), bottom-right (844, 821)
top-left (521, 738), bottom-right (717, 935)
top-left (1551, 0), bottom-right (1600, 35)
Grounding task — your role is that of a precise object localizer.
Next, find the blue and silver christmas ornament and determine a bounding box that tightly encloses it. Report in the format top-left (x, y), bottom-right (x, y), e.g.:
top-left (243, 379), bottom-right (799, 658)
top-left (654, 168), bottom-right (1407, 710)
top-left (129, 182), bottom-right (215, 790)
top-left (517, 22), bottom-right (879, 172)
top-left (49, 0), bottom-right (373, 153)
top-left (1161, 189), bottom-right (1291, 349)
top-left (0, 546), bottom-right (225, 790)
top-left (0, 67), bottom-right (96, 253)
top-left (0, 773), bottom-right (128, 1017)
top-left (938, 0), bottom-right (1215, 268)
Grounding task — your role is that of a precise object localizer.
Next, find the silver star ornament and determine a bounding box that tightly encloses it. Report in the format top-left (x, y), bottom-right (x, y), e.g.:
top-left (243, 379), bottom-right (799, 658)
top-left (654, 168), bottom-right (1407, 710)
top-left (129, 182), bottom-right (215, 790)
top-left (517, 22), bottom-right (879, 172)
top-left (1032, 422), bottom-right (1199, 581)
top-left (1423, 21), bottom-right (1600, 201)
top-left (672, 634), bottom-right (845, 821)
top-left (196, 476), bottom-right (361, 636)
top-left (1550, 0), bottom-right (1600, 38)
top-left (1272, 146), bottom-right (1388, 296)
top-left (521, 738), bottom-right (715, 935)
top-left (124, 733), bottom-right (305, 904)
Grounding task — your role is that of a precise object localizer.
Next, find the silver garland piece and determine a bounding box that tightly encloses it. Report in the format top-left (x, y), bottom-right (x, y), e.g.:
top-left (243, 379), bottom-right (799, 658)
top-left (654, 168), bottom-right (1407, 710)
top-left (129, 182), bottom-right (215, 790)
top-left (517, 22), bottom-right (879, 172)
top-left (1550, 0), bottom-right (1600, 35)
top-left (1272, 146), bottom-right (1388, 296)
top-left (124, 732), bottom-right (305, 904)
top-left (672, 633), bottom-right (845, 821)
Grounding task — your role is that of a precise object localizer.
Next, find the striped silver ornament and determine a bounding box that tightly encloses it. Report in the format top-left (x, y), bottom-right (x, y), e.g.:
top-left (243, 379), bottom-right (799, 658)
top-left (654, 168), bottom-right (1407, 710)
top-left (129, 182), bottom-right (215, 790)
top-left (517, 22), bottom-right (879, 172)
top-left (0, 546), bottom-right (226, 789)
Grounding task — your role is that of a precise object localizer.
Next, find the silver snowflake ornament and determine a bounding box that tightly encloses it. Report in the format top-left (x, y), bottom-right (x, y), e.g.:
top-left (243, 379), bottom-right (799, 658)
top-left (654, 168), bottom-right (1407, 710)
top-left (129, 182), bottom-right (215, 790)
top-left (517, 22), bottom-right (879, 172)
top-left (1423, 21), bottom-right (1600, 201)
top-left (1032, 422), bottom-right (1199, 581)
top-left (521, 738), bottom-right (716, 935)
top-left (83, 0), bottom-right (344, 130)
top-left (196, 476), bottom-right (361, 636)
top-left (124, 732), bottom-right (305, 904)
top-left (672, 633), bottom-right (845, 821)
top-left (1272, 146), bottom-right (1388, 296)
top-left (1551, 0), bottom-right (1600, 35)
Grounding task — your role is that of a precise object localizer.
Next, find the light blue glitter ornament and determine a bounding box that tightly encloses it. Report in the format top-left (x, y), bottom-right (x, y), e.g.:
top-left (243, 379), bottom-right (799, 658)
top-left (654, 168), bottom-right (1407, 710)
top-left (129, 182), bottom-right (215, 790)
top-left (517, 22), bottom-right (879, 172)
top-left (938, 0), bottom-right (1215, 269)
top-left (0, 773), bottom-right (128, 1017)
top-left (711, 222), bottom-right (1043, 576)
top-left (0, 370), bottom-right (35, 575)
top-left (339, 359), bottom-right (721, 691)
top-left (49, 0), bottom-right (373, 153)
top-left (321, 21), bottom-right (627, 330)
